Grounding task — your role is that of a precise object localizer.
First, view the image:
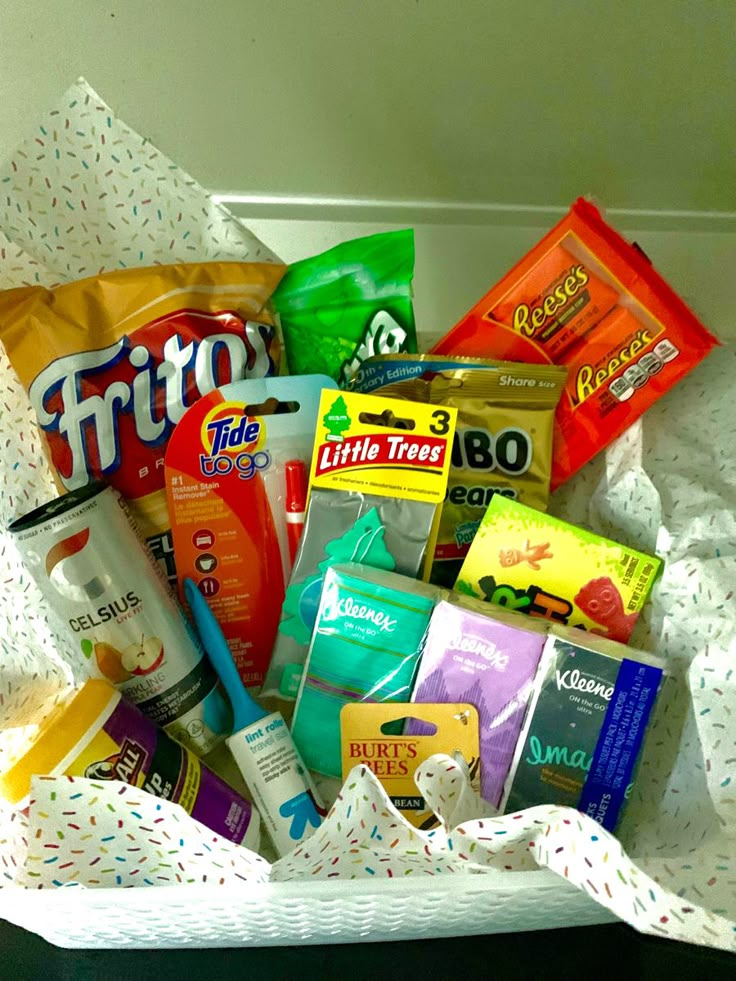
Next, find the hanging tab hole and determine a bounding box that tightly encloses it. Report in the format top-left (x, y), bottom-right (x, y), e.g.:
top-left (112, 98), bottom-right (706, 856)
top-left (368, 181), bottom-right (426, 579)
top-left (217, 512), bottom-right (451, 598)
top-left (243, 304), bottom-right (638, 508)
top-left (244, 398), bottom-right (300, 416)
top-left (380, 717), bottom-right (438, 736)
top-left (358, 409), bottom-right (416, 431)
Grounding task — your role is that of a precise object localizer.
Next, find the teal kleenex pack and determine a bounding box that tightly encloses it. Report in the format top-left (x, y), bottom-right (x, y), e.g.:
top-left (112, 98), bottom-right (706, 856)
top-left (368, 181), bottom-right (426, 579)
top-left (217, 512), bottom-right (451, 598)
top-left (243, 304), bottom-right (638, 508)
top-left (291, 564), bottom-right (441, 777)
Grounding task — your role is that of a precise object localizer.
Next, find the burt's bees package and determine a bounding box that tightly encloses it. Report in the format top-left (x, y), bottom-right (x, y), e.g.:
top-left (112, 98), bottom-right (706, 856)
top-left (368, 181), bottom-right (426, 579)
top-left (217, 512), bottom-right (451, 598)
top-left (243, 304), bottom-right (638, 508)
top-left (501, 627), bottom-right (664, 832)
top-left (456, 497), bottom-right (661, 644)
top-left (350, 354), bottom-right (566, 585)
top-left (0, 261), bottom-right (286, 584)
top-left (341, 701), bottom-right (480, 829)
top-left (432, 198), bottom-right (719, 488)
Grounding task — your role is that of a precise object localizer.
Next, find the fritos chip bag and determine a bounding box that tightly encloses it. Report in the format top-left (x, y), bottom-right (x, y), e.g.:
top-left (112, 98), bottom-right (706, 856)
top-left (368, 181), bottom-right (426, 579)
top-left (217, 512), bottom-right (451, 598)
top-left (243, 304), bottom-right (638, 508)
top-left (456, 496), bottom-right (662, 644)
top-left (0, 261), bottom-right (286, 582)
top-left (350, 354), bottom-right (566, 586)
top-left (432, 198), bottom-right (720, 488)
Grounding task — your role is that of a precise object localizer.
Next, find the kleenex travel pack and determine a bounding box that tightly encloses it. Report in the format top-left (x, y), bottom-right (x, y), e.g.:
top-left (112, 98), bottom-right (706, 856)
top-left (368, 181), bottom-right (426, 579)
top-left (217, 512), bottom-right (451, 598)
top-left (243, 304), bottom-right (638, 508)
top-left (501, 627), bottom-right (664, 830)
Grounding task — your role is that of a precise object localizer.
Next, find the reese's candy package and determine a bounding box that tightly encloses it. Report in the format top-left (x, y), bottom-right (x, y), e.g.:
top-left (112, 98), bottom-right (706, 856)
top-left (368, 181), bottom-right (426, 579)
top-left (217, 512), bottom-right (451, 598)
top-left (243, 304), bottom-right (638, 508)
top-left (432, 198), bottom-right (719, 488)
top-left (272, 229), bottom-right (417, 385)
top-left (351, 354), bottom-right (566, 586)
top-left (490, 242), bottom-right (619, 360)
top-left (456, 496), bottom-right (662, 644)
top-left (0, 260), bottom-right (286, 583)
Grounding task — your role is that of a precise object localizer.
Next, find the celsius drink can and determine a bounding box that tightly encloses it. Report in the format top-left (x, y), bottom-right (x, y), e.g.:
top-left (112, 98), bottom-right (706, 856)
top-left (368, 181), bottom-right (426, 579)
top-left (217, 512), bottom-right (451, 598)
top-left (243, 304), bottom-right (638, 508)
top-left (8, 482), bottom-right (231, 755)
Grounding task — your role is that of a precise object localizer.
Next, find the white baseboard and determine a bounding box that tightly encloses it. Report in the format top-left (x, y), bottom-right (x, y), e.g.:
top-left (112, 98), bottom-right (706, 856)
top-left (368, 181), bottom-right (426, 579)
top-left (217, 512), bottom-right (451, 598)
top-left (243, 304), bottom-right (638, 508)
top-left (214, 192), bottom-right (736, 233)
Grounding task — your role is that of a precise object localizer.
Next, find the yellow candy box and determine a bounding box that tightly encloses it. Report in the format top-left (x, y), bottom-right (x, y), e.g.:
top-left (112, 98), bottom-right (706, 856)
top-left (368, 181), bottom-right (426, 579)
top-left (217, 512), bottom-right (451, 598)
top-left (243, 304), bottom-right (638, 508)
top-left (455, 497), bottom-right (662, 644)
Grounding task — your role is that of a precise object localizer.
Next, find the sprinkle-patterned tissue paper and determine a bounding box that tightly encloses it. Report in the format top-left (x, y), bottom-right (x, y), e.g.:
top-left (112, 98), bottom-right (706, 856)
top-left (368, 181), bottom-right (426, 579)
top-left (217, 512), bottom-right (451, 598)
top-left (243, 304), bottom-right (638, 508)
top-left (16, 776), bottom-right (269, 889)
top-left (2, 756), bottom-right (734, 952)
top-left (449, 803), bottom-right (736, 950)
top-left (0, 77), bottom-right (278, 286)
top-left (271, 763), bottom-right (468, 882)
top-left (279, 757), bottom-right (735, 952)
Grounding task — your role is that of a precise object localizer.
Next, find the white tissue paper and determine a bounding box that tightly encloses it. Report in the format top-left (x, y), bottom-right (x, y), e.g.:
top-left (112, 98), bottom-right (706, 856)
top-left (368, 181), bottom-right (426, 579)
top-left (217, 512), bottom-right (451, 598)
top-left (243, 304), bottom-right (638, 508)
top-left (14, 776), bottom-right (270, 889)
top-left (0, 79), bottom-right (734, 953)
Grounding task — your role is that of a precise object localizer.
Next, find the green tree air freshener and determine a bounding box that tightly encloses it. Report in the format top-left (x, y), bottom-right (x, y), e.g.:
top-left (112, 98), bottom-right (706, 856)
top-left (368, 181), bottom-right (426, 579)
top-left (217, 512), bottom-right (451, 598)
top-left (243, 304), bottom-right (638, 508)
top-left (271, 230), bottom-right (417, 385)
top-left (278, 508), bottom-right (397, 647)
top-left (322, 394), bottom-right (352, 440)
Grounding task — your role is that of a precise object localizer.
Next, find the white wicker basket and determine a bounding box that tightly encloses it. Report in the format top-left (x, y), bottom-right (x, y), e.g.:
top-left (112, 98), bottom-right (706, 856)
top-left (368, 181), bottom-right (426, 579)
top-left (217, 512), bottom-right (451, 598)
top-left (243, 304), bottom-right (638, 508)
top-left (0, 175), bottom-right (732, 952)
top-left (0, 872), bottom-right (614, 949)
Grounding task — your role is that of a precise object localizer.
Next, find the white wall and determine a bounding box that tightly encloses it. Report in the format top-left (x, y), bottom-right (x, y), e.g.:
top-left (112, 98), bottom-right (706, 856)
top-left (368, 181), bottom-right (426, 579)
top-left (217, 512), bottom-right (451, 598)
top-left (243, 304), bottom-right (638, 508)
top-left (1, 0), bottom-right (734, 219)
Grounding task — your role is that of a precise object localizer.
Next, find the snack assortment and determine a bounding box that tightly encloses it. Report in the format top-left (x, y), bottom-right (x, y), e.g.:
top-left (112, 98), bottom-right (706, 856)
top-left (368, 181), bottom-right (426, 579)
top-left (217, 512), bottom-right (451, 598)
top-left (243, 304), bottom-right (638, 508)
top-left (0, 199), bottom-right (719, 879)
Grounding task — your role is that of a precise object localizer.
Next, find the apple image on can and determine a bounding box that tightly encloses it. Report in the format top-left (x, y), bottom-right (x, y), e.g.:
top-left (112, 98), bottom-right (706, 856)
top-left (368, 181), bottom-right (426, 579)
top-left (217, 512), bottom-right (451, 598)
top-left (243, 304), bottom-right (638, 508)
top-left (95, 641), bottom-right (133, 684)
top-left (121, 635), bottom-right (165, 676)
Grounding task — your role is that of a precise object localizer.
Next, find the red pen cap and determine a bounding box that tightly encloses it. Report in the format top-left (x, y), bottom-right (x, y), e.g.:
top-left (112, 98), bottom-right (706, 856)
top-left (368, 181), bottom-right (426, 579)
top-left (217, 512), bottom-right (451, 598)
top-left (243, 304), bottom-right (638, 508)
top-left (284, 459), bottom-right (308, 513)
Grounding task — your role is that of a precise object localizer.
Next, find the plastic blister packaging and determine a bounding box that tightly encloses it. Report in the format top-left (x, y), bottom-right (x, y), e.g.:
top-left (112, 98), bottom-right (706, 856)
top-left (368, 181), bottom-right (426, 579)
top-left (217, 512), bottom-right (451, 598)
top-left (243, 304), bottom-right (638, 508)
top-left (291, 564), bottom-right (442, 777)
top-left (264, 491), bottom-right (439, 702)
top-left (165, 375), bottom-right (337, 688)
top-left (262, 389), bottom-right (457, 702)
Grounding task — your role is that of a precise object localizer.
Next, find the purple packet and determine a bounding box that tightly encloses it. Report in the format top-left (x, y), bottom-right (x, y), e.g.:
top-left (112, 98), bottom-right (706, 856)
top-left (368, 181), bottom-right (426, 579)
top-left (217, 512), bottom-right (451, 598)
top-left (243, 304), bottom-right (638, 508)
top-left (409, 598), bottom-right (546, 806)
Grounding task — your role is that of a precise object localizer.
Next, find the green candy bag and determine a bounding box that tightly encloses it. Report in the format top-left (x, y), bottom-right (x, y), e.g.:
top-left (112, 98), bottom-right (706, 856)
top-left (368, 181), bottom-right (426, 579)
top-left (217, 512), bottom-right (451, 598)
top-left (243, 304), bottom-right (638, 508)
top-left (272, 230), bottom-right (417, 384)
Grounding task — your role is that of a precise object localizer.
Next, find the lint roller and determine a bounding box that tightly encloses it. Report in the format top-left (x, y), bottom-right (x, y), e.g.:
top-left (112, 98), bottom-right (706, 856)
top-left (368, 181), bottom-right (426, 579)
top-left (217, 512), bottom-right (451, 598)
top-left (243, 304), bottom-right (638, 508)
top-left (185, 578), bottom-right (325, 856)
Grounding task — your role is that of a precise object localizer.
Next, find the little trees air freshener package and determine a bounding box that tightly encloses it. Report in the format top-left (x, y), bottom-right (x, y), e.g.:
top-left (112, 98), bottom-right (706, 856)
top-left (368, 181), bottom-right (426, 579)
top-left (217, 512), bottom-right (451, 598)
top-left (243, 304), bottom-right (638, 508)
top-left (261, 389), bottom-right (457, 704)
top-left (431, 198), bottom-right (719, 488)
top-left (165, 374), bottom-right (336, 688)
top-left (349, 354), bottom-right (566, 585)
top-left (341, 701), bottom-right (480, 828)
top-left (272, 230), bottom-right (417, 385)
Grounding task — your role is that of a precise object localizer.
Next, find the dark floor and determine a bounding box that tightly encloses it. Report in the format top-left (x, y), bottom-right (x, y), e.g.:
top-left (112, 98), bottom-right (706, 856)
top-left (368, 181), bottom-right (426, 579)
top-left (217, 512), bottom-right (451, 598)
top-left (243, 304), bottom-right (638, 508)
top-left (1, 919), bottom-right (734, 980)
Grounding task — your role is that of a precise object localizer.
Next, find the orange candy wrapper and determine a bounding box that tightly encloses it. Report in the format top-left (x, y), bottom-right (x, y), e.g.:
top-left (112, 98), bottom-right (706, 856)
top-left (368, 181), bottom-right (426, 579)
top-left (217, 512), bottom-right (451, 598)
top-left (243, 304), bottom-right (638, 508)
top-left (432, 198), bottom-right (720, 488)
